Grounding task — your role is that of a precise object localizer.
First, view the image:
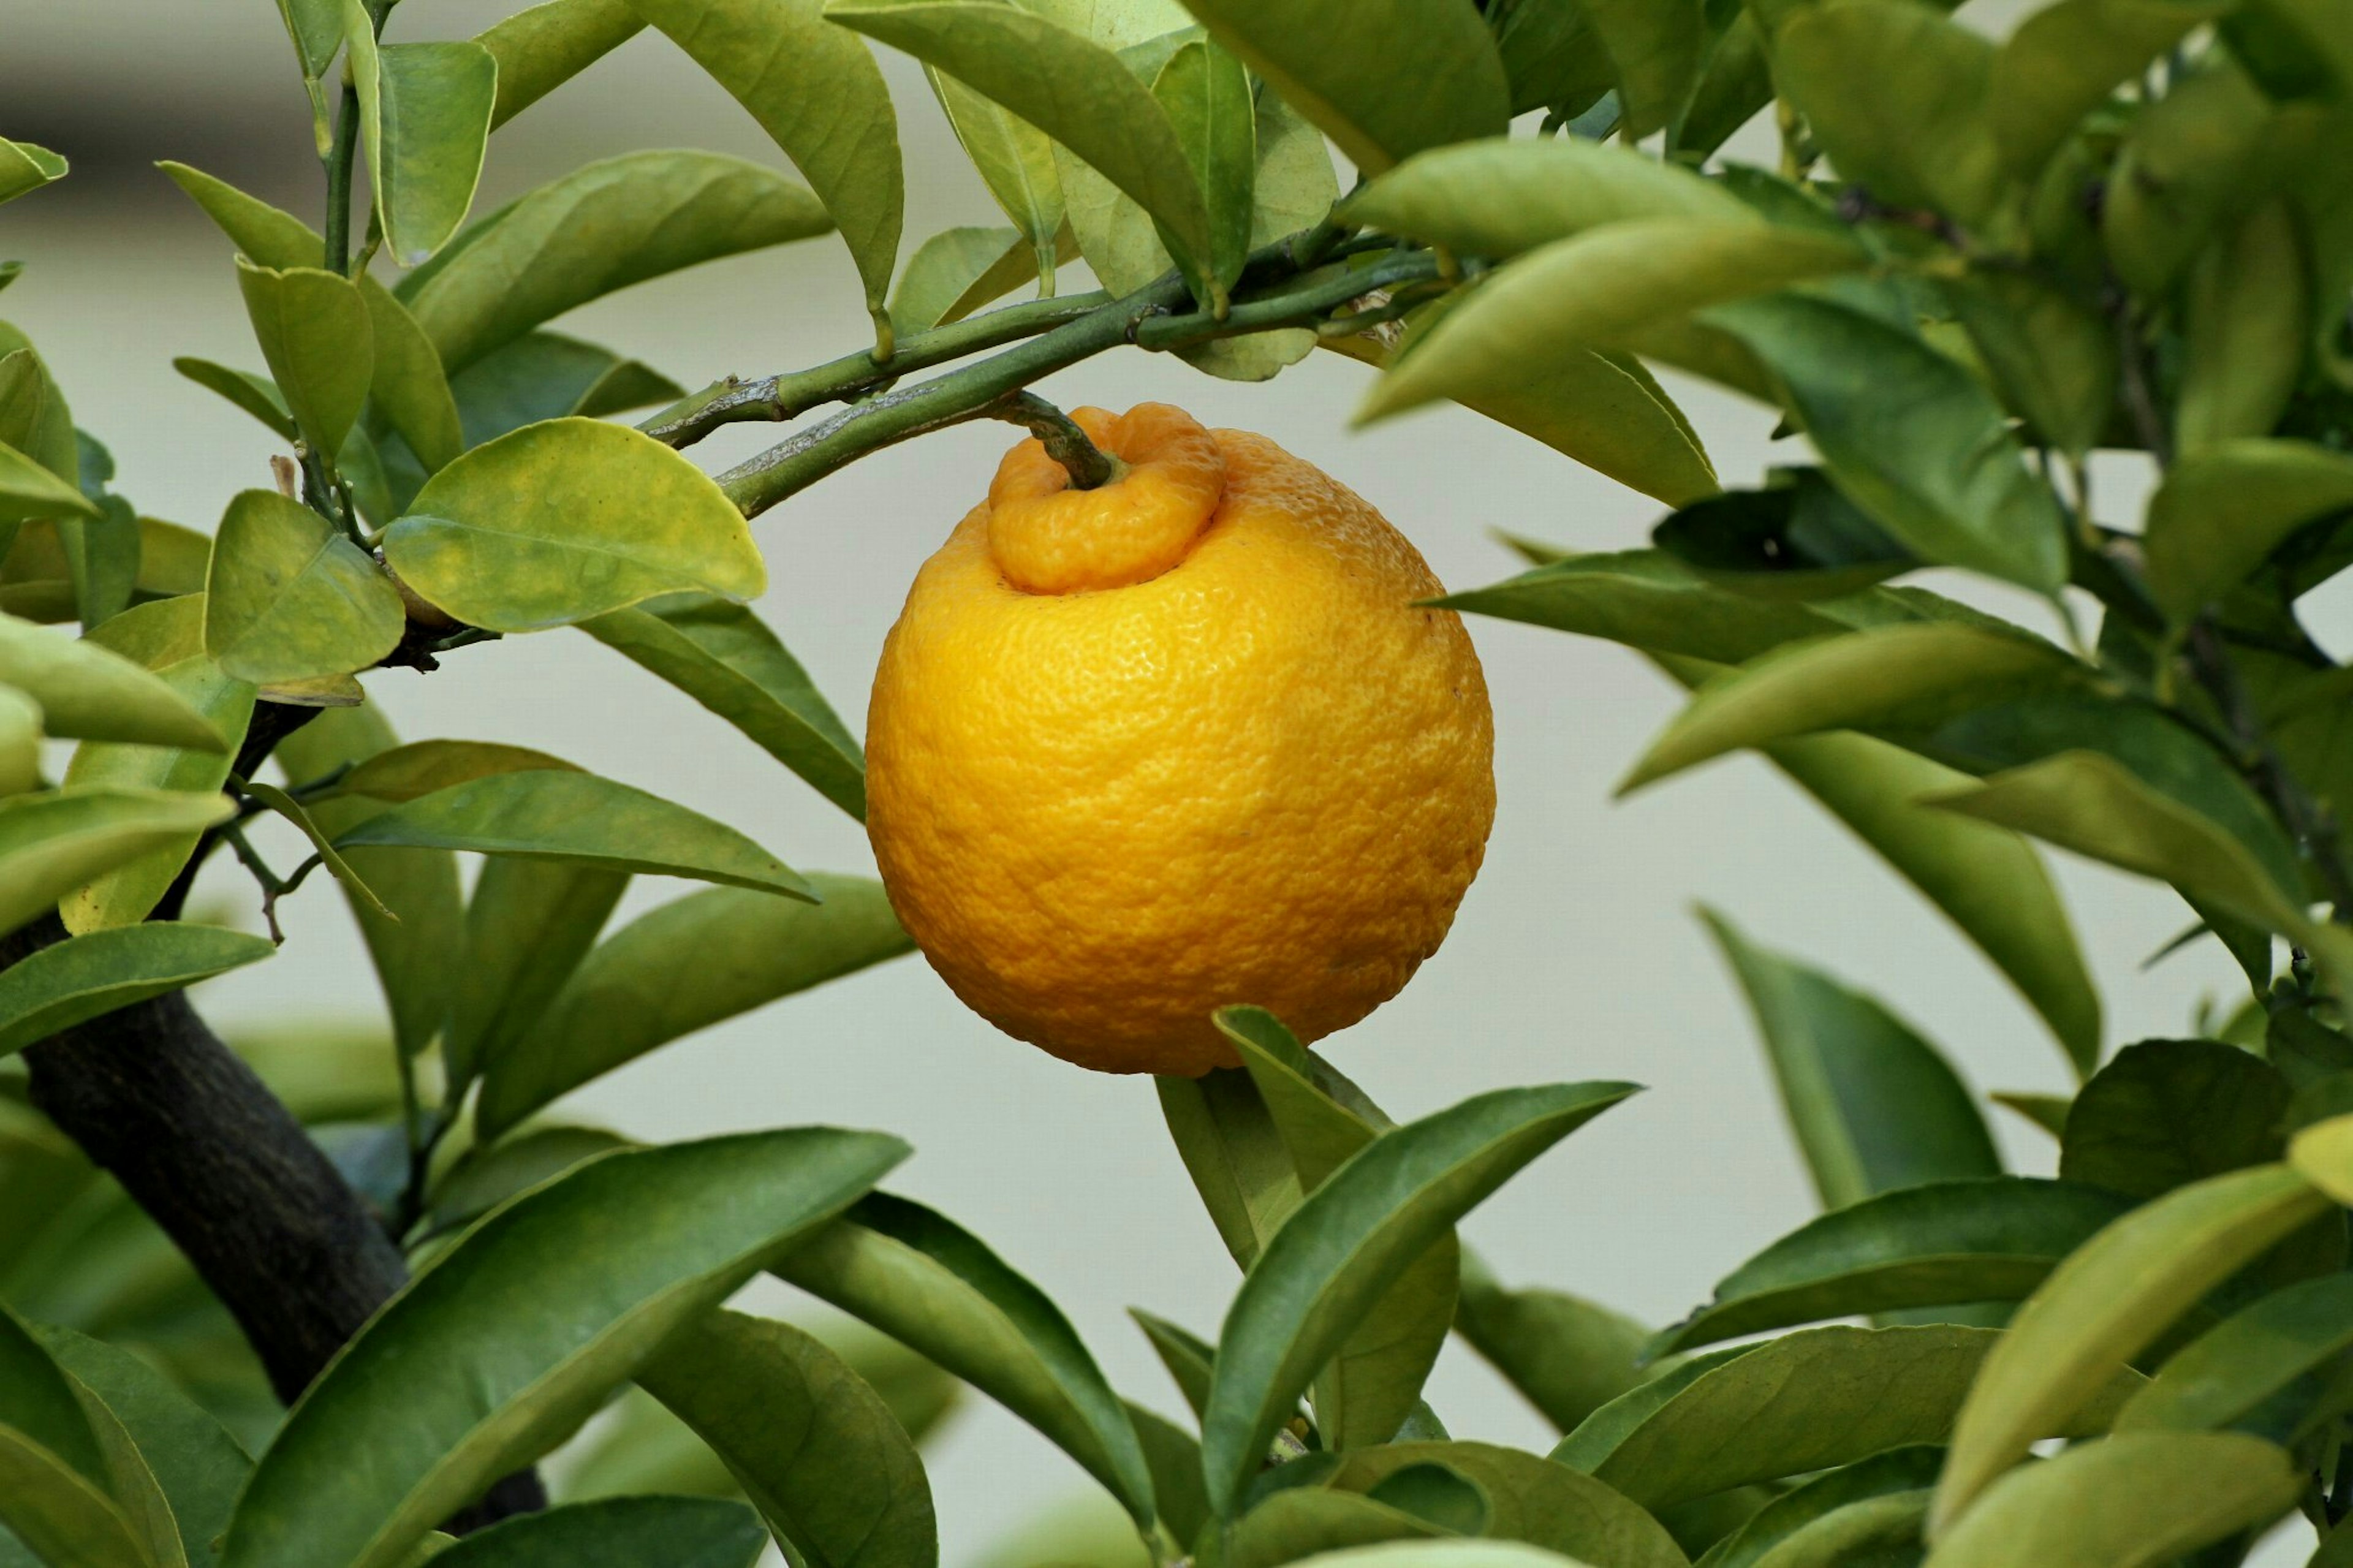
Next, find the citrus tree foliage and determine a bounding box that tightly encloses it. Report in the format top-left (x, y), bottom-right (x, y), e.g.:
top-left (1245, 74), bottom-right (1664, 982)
top-left (6, 0), bottom-right (2353, 1564)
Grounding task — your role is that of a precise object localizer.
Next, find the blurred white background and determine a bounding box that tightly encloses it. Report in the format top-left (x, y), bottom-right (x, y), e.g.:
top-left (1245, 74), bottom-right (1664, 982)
top-left (0, 2), bottom-right (2322, 1562)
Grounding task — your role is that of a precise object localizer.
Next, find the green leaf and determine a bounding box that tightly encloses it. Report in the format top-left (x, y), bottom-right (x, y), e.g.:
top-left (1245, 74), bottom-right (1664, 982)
top-left (1672, 12), bottom-right (1772, 160)
top-left (926, 70), bottom-right (1066, 290)
top-left (1152, 39), bottom-right (1254, 292)
top-left (360, 275), bottom-right (467, 476)
top-left (1574, 0), bottom-right (1705, 139)
top-left (1991, 0), bottom-right (2230, 181)
top-left (1452, 1256), bottom-right (1651, 1435)
top-left (1702, 911), bottom-right (2001, 1212)
top-left (1201, 1081), bottom-right (1637, 1517)
top-left (1214, 1010), bottom-right (1462, 1453)
top-left (448, 855), bottom-right (628, 1093)
top-left (0, 611), bottom-right (227, 749)
top-left (1486, 0), bottom-right (1611, 118)
top-left (218, 1127), bottom-right (907, 1568)
top-left (479, 875), bottom-right (909, 1136)
top-left (552, 1385), bottom-right (738, 1506)
top-left (382, 419), bottom-right (762, 632)
top-left (2176, 198), bottom-right (2309, 457)
top-left (1922, 1430), bottom-right (2298, 1565)
top-left (172, 358), bottom-right (298, 442)
top-left (0, 787), bottom-right (237, 939)
top-left (1131, 1310), bottom-right (1214, 1422)
top-left (1651, 1178), bottom-right (2133, 1357)
top-left (627, 0), bottom-right (903, 341)
top-left (2060, 1039), bottom-right (2292, 1201)
top-left (202, 490), bottom-right (404, 684)
top-left (2101, 62), bottom-right (2273, 298)
top-left (0, 922), bottom-right (276, 1059)
top-left (1558, 1324), bottom-right (2135, 1512)
top-left (1434, 550), bottom-right (1865, 665)
top-left (426, 1125), bottom-right (632, 1238)
top-left (579, 594), bottom-right (863, 820)
top-left (1925, 751), bottom-right (2324, 961)
top-left (235, 259), bottom-right (374, 461)
top-left (775, 1192), bottom-right (1157, 1526)
top-left (1127, 1401), bottom-right (1210, 1550)
top-left (0, 140), bottom-right (67, 208)
top-left (335, 769), bottom-right (813, 898)
top-left (346, 3), bottom-right (498, 267)
top-left (1626, 624), bottom-right (2081, 793)
top-left (1158, 1062), bottom-right (1304, 1267)
top-left (275, 704), bottom-right (464, 1059)
top-left (0, 441), bottom-right (97, 536)
top-left (479, 0), bottom-right (647, 131)
top-left (1703, 1447), bottom-right (1944, 1568)
top-left (1326, 1442), bottom-right (1687, 1568)
top-left (1173, 0), bottom-right (1508, 174)
top-left (341, 740), bottom-right (578, 802)
top-left (40, 1324), bottom-right (254, 1564)
top-left (1362, 220), bottom-right (1860, 426)
top-left (157, 162), bottom-right (320, 271)
top-left (1651, 473), bottom-right (1914, 602)
top-left (0, 686), bottom-right (35, 796)
top-left (638, 1308), bottom-right (937, 1568)
top-left (1771, 1), bottom-right (1999, 224)
top-left (401, 150), bottom-right (832, 376)
top-left (830, 2), bottom-right (1213, 288)
top-left (1225, 1491), bottom-right (1444, 1568)
top-left (1344, 135), bottom-right (1747, 262)
top-left (1946, 270), bottom-right (2117, 458)
top-left (1929, 1162), bottom-right (2330, 1529)
top-left (1703, 294), bottom-right (2071, 595)
top-left (407, 1496), bottom-right (767, 1567)
top-left (2116, 1270), bottom-right (2353, 1440)
top-left (890, 226), bottom-right (1033, 336)
top-left (0, 1304), bottom-right (157, 1568)
top-left (2142, 439), bottom-right (2353, 623)
top-left (59, 599), bottom-right (257, 934)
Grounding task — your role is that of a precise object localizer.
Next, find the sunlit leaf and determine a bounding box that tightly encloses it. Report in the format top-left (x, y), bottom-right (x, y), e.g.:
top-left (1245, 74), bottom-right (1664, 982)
top-left (479, 0), bottom-right (646, 131)
top-left (1991, 0), bottom-right (2230, 180)
top-left (1344, 136), bottom-right (1746, 262)
top-left (203, 489), bottom-right (405, 684)
top-left (346, 1), bottom-right (498, 265)
top-left (1923, 1430), bottom-right (2298, 1564)
top-left (0, 611), bottom-right (225, 749)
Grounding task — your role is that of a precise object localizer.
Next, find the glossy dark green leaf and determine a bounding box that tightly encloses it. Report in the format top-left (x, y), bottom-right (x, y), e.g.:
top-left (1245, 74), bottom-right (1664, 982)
top-left (1626, 624), bottom-right (2080, 793)
top-left (1202, 1081), bottom-right (1636, 1516)
top-left (341, 740), bottom-right (577, 803)
top-left (1923, 1431), bottom-right (2298, 1566)
top-left (1175, 0), bottom-right (1508, 174)
top-left (2061, 1040), bottom-right (2291, 1200)
top-left (639, 1308), bottom-right (936, 1568)
top-left (173, 358), bottom-right (297, 443)
top-left (1703, 912), bottom-right (2002, 1211)
top-left (1704, 295), bottom-right (2069, 595)
top-left (218, 1127), bottom-right (907, 1568)
top-left (59, 598), bottom-right (256, 933)
top-left (1328, 1442), bottom-right (1686, 1568)
top-left (346, 4), bottom-right (498, 266)
top-left (40, 1324), bottom-right (254, 1565)
top-left (1453, 1254), bottom-right (1650, 1435)
top-left (1360, 221), bottom-right (1861, 426)
top-left (0, 1303), bottom-right (159, 1568)
top-left (479, 874), bottom-right (911, 1137)
top-left (384, 419), bottom-right (760, 632)
top-left (1131, 1309), bottom-right (1214, 1423)
top-left (445, 858), bottom-right (627, 1095)
top-left (1930, 1163), bottom-right (2329, 1529)
top-left (1651, 471), bottom-right (1912, 600)
top-left (773, 1191), bottom-right (1158, 1528)
top-left (1670, 12), bottom-right (1770, 159)
top-left (1703, 1447), bottom-right (1943, 1568)
top-left (1652, 1179), bottom-right (2132, 1357)
top-left (1559, 1324), bottom-right (2135, 1512)
top-left (1127, 1401), bottom-right (1210, 1551)
top-left (0, 611), bottom-right (225, 749)
top-left (1434, 550), bottom-right (1863, 665)
top-left (1991, 0), bottom-right (2229, 180)
top-left (202, 490), bottom-right (404, 684)
top-left (832, 2), bottom-right (1213, 286)
top-left (1772, 1), bottom-right (1999, 224)
top-left (2142, 439), bottom-right (2353, 623)
top-left (235, 259), bottom-right (373, 460)
top-left (417, 1496), bottom-right (767, 1568)
top-left (426, 1126), bottom-right (633, 1238)
top-left (1214, 1009), bottom-right (1462, 1454)
top-left (276, 704), bottom-right (466, 1059)
top-left (1946, 270), bottom-right (2116, 458)
top-left (479, 0), bottom-right (646, 131)
top-left (2177, 198), bottom-right (2307, 456)
top-left (1573, 0), bottom-right (1703, 138)
top-left (0, 923), bottom-right (275, 1059)
top-left (400, 151), bottom-right (831, 375)
top-left (1485, 0), bottom-right (1610, 117)
top-left (580, 594), bottom-right (863, 820)
top-left (0, 787), bottom-right (236, 939)
top-left (926, 70), bottom-right (1065, 289)
top-left (630, 0), bottom-right (903, 340)
top-left (336, 769), bottom-right (812, 899)
top-left (1226, 1490), bottom-right (1443, 1568)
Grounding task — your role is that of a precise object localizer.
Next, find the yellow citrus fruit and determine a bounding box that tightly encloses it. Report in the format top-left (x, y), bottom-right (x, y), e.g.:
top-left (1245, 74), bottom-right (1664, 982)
top-left (866, 403), bottom-right (1495, 1076)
